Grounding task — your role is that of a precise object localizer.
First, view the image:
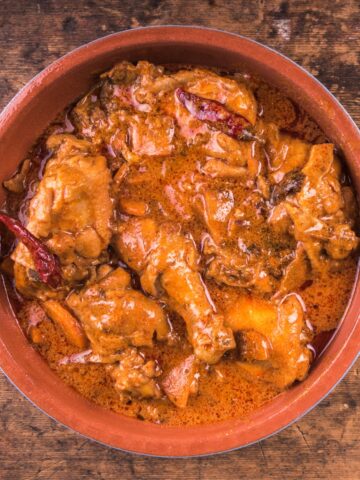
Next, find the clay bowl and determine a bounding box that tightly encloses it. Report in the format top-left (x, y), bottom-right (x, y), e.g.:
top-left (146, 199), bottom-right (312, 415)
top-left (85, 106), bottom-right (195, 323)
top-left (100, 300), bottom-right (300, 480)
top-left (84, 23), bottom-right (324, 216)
top-left (0, 26), bottom-right (359, 457)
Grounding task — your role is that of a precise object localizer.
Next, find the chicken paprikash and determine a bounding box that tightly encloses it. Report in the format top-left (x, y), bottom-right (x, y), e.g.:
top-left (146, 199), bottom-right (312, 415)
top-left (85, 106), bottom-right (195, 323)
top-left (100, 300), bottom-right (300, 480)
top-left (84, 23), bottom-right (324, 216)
top-left (1, 61), bottom-right (358, 425)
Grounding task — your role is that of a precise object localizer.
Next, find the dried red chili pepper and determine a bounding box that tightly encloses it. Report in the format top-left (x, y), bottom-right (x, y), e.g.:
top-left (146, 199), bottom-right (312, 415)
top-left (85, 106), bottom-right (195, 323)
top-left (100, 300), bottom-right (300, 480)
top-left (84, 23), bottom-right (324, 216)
top-left (176, 88), bottom-right (254, 140)
top-left (0, 212), bottom-right (62, 288)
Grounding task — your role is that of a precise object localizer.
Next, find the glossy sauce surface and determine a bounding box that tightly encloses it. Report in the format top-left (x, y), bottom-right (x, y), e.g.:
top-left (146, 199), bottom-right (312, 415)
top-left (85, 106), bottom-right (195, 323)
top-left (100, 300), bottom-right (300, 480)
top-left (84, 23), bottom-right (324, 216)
top-left (2, 62), bottom-right (358, 425)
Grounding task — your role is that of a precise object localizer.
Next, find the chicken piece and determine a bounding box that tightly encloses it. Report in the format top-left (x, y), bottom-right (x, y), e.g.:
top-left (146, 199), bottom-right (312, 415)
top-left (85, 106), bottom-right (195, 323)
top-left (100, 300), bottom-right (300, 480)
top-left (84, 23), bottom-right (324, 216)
top-left (226, 294), bottom-right (312, 388)
top-left (72, 62), bottom-right (168, 142)
top-left (160, 265), bottom-right (235, 363)
top-left (115, 217), bottom-right (157, 272)
top-left (12, 134), bottom-right (112, 298)
top-left (161, 355), bottom-right (199, 408)
top-left (202, 134), bottom-right (263, 180)
top-left (285, 204), bottom-right (327, 270)
top-left (103, 61), bottom-right (171, 113)
top-left (65, 266), bottom-right (168, 401)
top-left (202, 133), bottom-right (249, 166)
top-left (203, 237), bottom-right (274, 294)
top-left (66, 267), bottom-right (169, 356)
top-left (265, 123), bottom-right (311, 183)
top-left (278, 244), bottom-right (311, 294)
top-left (109, 113), bottom-right (176, 161)
top-left (128, 114), bottom-right (175, 156)
top-left (107, 348), bottom-right (162, 400)
top-left (286, 145), bottom-right (358, 267)
top-left (194, 189), bottom-right (234, 244)
top-left (299, 144), bottom-right (343, 215)
top-left (114, 218), bottom-right (235, 363)
top-left (268, 144), bottom-right (358, 270)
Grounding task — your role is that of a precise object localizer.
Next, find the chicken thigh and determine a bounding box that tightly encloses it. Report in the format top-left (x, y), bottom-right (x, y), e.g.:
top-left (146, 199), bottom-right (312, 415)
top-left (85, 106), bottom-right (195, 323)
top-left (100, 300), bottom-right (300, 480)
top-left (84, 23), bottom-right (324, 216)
top-left (66, 267), bottom-right (168, 399)
top-left (270, 143), bottom-right (358, 270)
top-left (12, 134), bottom-right (112, 299)
top-left (66, 267), bottom-right (169, 355)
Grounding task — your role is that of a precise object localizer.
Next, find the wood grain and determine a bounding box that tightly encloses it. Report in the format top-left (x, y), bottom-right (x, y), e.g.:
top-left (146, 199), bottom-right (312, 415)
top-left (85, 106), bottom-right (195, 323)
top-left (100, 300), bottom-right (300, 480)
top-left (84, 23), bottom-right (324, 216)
top-left (0, 1), bottom-right (359, 478)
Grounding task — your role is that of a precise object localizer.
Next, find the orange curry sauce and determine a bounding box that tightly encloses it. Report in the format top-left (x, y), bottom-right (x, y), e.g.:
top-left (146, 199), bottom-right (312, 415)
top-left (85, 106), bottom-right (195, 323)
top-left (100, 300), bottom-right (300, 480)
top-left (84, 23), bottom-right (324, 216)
top-left (1, 62), bottom-right (358, 425)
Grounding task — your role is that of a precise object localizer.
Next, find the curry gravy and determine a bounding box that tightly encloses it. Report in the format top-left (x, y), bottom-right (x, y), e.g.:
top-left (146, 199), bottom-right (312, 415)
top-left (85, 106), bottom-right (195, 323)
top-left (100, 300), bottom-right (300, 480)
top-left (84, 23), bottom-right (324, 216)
top-left (2, 63), bottom-right (358, 425)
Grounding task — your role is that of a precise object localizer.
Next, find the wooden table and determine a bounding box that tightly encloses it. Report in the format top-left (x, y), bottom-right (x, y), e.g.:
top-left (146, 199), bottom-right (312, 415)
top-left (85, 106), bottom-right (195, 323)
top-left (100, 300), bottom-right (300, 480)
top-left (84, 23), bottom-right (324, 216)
top-left (0, 1), bottom-right (359, 478)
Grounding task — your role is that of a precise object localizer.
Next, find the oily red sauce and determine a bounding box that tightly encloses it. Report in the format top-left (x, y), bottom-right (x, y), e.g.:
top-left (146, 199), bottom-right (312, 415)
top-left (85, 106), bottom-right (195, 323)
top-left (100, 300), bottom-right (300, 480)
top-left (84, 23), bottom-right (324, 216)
top-left (1, 64), bottom-right (358, 425)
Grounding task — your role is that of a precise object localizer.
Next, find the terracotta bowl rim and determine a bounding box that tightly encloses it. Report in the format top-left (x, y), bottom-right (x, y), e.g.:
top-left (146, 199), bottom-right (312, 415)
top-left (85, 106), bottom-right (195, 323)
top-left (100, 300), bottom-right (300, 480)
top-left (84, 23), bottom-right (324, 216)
top-left (0, 26), bottom-right (359, 457)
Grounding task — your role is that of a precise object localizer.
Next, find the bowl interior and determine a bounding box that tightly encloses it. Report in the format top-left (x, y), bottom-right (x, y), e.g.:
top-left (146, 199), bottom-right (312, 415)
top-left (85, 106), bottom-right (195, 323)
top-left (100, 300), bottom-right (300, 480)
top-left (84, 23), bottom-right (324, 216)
top-left (0, 27), bottom-right (359, 457)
